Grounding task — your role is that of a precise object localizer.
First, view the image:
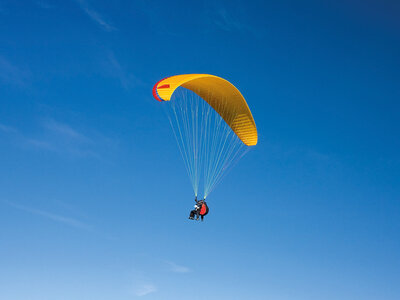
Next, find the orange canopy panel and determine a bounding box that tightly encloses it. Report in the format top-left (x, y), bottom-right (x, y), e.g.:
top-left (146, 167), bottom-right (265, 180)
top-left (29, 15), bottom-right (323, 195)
top-left (153, 74), bottom-right (258, 146)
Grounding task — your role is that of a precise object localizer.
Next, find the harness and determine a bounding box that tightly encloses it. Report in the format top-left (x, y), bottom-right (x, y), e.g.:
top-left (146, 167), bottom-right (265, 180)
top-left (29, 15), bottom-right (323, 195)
top-left (199, 203), bottom-right (209, 216)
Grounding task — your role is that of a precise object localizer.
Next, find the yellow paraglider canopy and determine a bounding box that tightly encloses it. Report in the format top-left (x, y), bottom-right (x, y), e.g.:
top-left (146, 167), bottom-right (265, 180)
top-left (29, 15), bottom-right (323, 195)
top-left (153, 74), bottom-right (258, 146)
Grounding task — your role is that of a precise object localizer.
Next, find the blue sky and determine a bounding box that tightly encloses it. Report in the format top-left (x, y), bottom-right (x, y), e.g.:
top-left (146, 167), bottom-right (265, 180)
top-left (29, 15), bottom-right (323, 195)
top-left (0, 0), bottom-right (399, 299)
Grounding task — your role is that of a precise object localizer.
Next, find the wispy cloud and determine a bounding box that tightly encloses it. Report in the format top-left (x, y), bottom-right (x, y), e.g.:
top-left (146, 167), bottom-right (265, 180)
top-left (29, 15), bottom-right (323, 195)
top-left (76, 0), bottom-right (115, 32)
top-left (204, 2), bottom-right (264, 38)
top-left (3, 200), bottom-right (92, 230)
top-left (0, 123), bottom-right (18, 134)
top-left (25, 137), bottom-right (54, 150)
top-left (127, 257), bottom-right (189, 297)
top-left (0, 55), bottom-right (30, 86)
top-left (165, 261), bottom-right (191, 273)
top-left (0, 118), bottom-right (113, 160)
top-left (54, 199), bottom-right (89, 219)
top-left (25, 118), bottom-right (99, 157)
top-left (36, 1), bottom-right (54, 9)
top-left (0, 2), bottom-right (8, 15)
top-left (212, 7), bottom-right (247, 32)
top-left (133, 283), bottom-right (157, 297)
top-left (43, 119), bottom-right (91, 143)
top-left (103, 51), bottom-right (144, 90)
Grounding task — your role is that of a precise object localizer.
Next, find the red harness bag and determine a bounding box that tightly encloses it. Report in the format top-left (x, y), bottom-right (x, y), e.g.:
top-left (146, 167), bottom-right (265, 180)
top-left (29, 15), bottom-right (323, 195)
top-left (199, 203), bottom-right (208, 216)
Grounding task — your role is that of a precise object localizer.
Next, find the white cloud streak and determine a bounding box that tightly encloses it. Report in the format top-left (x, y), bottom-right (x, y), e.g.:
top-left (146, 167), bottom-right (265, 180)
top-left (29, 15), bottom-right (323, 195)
top-left (43, 119), bottom-right (91, 142)
top-left (25, 138), bottom-right (54, 150)
top-left (0, 118), bottom-right (111, 160)
top-left (213, 7), bottom-right (246, 32)
top-left (204, 2), bottom-right (264, 38)
top-left (3, 200), bottom-right (92, 230)
top-left (0, 123), bottom-right (18, 134)
top-left (102, 51), bottom-right (144, 90)
top-left (36, 1), bottom-right (54, 9)
top-left (165, 261), bottom-right (191, 273)
top-left (133, 283), bottom-right (157, 297)
top-left (25, 118), bottom-right (98, 157)
top-left (76, 0), bottom-right (115, 32)
top-left (0, 55), bottom-right (30, 86)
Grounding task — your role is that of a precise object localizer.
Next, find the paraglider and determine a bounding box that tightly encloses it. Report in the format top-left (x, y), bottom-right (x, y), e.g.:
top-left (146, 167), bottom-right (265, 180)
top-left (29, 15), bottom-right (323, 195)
top-left (153, 74), bottom-right (257, 220)
top-left (188, 197), bottom-right (209, 221)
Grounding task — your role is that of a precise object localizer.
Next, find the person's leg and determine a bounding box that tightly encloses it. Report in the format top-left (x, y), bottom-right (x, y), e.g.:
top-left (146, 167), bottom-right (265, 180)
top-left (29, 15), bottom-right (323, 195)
top-left (189, 210), bottom-right (195, 219)
top-left (195, 210), bottom-right (200, 220)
